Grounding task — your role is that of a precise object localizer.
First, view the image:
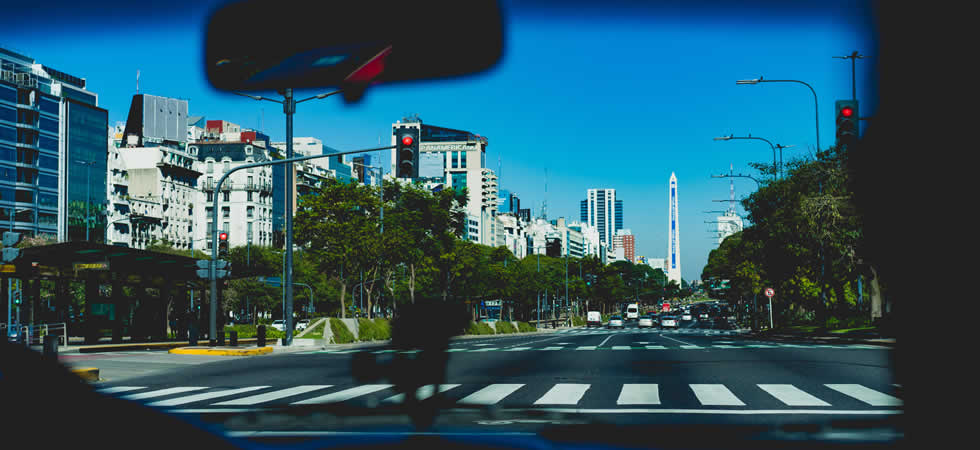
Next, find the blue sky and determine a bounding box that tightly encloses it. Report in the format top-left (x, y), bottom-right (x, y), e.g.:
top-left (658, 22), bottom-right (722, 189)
top-left (2, 0), bottom-right (876, 282)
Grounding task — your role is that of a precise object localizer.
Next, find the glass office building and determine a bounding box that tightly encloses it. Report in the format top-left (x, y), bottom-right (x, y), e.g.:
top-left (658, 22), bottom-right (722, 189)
top-left (1, 47), bottom-right (105, 242)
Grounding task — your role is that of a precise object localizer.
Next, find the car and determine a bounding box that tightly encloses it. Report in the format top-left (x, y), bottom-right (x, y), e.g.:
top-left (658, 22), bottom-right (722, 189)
top-left (637, 314), bottom-right (654, 328)
top-left (681, 313), bottom-right (693, 321)
top-left (607, 315), bottom-right (624, 329)
top-left (661, 315), bottom-right (678, 328)
top-left (270, 320), bottom-right (285, 331)
top-left (586, 311), bottom-right (602, 328)
top-left (296, 319), bottom-right (310, 331)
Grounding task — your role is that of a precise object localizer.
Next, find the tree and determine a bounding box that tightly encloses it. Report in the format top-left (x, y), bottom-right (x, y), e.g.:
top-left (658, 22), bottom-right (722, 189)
top-left (295, 179), bottom-right (380, 319)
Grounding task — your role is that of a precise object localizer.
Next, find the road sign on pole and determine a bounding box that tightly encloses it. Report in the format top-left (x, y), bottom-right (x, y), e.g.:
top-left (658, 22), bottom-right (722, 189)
top-left (662, 302), bottom-right (670, 312)
top-left (765, 288), bottom-right (774, 298)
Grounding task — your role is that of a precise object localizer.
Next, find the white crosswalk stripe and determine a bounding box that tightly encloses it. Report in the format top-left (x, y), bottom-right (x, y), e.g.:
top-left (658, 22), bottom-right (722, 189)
top-left (212, 385), bottom-right (333, 406)
top-left (97, 386), bottom-right (146, 394)
top-left (825, 384), bottom-right (903, 406)
top-left (534, 384), bottom-right (590, 405)
top-left (458, 384), bottom-right (525, 405)
top-left (122, 386), bottom-right (208, 401)
top-left (690, 384), bottom-right (745, 406)
top-left (758, 384), bottom-right (831, 406)
top-left (291, 384), bottom-right (393, 405)
top-left (617, 384), bottom-right (660, 405)
top-left (383, 384), bottom-right (461, 403)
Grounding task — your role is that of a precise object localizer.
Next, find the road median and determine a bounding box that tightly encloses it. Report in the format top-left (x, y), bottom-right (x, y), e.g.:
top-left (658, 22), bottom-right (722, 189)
top-left (168, 346), bottom-right (274, 356)
top-left (70, 367), bottom-right (100, 381)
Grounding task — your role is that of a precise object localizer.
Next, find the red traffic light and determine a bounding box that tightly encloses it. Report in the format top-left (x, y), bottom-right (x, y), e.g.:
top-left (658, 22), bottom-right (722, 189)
top-left (401, 135), bottom-right (414, 147)
top-left (219, 232), bottom-right (228, 241)
top-left (840, 107), bottom-right (854, 118)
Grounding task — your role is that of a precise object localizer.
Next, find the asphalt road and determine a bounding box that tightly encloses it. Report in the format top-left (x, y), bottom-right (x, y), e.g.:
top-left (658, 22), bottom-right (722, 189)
top-left (82, 319), bottom-right (901, 445)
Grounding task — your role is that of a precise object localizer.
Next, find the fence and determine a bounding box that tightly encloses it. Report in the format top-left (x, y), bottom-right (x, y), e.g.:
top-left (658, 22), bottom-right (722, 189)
top-left (2, 322), bottom-right (68, 347)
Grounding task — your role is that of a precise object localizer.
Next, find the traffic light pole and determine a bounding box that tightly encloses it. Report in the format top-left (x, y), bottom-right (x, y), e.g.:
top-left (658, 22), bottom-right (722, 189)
top-left (208, 144), bottom-right (395, 347)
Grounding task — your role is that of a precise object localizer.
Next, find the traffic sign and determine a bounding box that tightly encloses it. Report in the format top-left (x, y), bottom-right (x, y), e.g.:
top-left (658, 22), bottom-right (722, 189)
top-left (765, 287), bottom-right (775, 298)
top-left (662, 302), bottom-right (670, 312)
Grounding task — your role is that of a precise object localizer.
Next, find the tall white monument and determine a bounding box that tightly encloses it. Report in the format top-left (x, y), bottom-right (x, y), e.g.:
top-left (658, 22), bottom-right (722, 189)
top-left (667, 172), bottom-right (682, 285)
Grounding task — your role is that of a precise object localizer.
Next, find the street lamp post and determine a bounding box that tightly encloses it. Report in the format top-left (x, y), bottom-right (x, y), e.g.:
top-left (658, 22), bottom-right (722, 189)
top-left (232, 88), bottom-right (342, 346)
top-left (735, 76), bottom-right (820, 153)
top-left (713, 135), bottom-right (783, 180)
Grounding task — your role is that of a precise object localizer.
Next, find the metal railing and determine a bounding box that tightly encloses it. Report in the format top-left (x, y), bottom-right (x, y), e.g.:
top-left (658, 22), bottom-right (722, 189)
top-left (3, 322), bottom-right (68, 347)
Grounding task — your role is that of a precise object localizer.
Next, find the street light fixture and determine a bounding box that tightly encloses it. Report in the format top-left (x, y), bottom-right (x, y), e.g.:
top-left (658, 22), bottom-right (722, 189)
top-left (712, 135), bottom-right (782, 180)
top-left (735, 75), bottom-right (821, 152)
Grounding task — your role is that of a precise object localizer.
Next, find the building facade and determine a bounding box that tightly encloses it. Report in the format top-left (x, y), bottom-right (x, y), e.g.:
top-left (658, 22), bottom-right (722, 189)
top-left (613, 228), bottom-right (635, 262)
top-left (580, 188), bottom-right (623, 249)
top-left (1, 47), bottom-right (106, 242)
top-left (391, 117), bottom-right (498, 247)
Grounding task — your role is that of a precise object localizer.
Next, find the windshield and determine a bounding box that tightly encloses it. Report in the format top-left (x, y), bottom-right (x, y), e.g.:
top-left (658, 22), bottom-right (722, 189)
top-left (1, 0), bottom-right (903, 447)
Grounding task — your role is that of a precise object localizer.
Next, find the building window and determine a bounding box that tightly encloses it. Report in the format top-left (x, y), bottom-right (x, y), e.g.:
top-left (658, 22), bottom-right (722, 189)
top-left (222, 207), bottom-right (230, 218)
top-left (245, 145), bottom-right (253, 155)
top-left (206, 191), bottom-right (214, 202)
top-left (223, 160), bottom-right (230, 172)
top-left (222, 191), bottom-right (230, 202)
top-left (246, 206), bottom-right (254, 218)
top-left (460, 151), bottom-right (467, 168)
top-left (247, 191), bottom-right (253, 202)
top-left (207, 160), bottom-right (214, 173)
top-left (223, 222), bottom-right (230, 234)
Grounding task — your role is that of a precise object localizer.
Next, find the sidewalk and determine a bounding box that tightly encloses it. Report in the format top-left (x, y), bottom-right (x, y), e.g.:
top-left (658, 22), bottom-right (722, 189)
top-left (747, 326), bottom-right (896, 346)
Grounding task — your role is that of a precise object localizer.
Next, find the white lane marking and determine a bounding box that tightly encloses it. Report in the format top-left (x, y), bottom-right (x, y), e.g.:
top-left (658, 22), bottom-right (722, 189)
top-left (122, 386), bottom-right (208, 400)
top-left (617, 384), bottom-right (660, 405)
top-left (575, 346), bottom-right (597, 351)
top-left (458, 384), bottom-right (525, 405)
top-left (504, 347), bottom-right (531, 351)
top-left (383, 384), bottom-right (461, 403)
top-left (596, 334), bottom-right (615, 348)
top-left (758, 384), bottom-right (831, 406)
top-left (538, 346), bottom-right (562, 351)
top-left (471, 348), bottom-right (499, 352)
top-left (825, 384), bottom-right (903, 406)
top-left (533, 384), bottom-right (590, 405)
top-left (611, 346), bottom-right (631, 350)
top-left (98, 386), bottom-right (146, 394)
top-left (180, 408), bottom-right (903, 416)
top-left (645, 345), bottom-right (667, 349)
top-left (659, 334), bottom-right (694, 346)
top-left (148, 386), bottom-right (269, 407)
top-left (447, 348), bottom-right (468, 352)
top-left (690, 384), bottom-right (745, 406)
top-left (502, 334), bottom-right (570, 349)
top-left (292, 384), bottom-right (393, 405)
top-left (213, 385), bottom-right (333, 406)
top-left (473, 343), bottom-right (493, 346)
top-left (680, 345), bottom-right (703, 349)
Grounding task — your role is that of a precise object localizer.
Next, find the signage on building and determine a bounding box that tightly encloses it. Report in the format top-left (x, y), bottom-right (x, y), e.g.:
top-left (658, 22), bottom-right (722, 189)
top-left (420, 142), bottom-right (475, 152)
top-left (485, 300), bottom-right (502, 307)
top-left (74, 261), bottom-right (109, 271)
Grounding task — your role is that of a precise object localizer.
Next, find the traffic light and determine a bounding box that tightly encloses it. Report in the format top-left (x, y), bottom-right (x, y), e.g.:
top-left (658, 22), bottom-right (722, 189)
top-left (2, 231), bottom-right (21, 263)
top-left (835, 99), bottom-right (859, 150)
top-left (218, 231), bottom-right (229, 258)
top-left (395, 127), bottom-right (419, 179)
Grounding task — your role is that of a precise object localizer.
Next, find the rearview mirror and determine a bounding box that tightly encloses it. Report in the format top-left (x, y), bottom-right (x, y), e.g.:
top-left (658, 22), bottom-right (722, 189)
top-left (204, 0), bottom-right (504, 101)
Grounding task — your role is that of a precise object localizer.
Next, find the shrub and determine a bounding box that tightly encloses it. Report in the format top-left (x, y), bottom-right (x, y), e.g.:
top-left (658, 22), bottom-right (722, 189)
top-left (373, 318), bottom-right (391, 340)
top-left (357, 318), bottom-right (392, 341)
top-left (494, 321), bottom-right (516, 334)
top-left (572, 316), bottom-right (585, 327)
top-left (224, 324), bottom-right (282, 340)
top-left (329, 318), bottom-right (355, 344)
top-left (466, 321), bottom-right (495, 335)
top-left (517, 322), bottom-right (536, 333)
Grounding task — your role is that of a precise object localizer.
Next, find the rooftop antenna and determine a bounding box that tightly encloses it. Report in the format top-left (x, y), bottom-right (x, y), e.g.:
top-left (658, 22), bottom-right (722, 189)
top-left (728, 163), bottom-right (736, 215)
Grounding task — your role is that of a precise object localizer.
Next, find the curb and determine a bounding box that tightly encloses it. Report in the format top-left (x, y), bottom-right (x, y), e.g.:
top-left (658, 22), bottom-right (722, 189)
top-left (168, 346), bottom-right (274, 356)
top-left (71, 367), bottom-right (100, 382)
top-left (73, 338), bottom-right (259, 353)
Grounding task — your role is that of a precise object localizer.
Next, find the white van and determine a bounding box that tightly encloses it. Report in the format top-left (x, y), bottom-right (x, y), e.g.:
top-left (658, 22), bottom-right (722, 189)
top-left (586, 311), bottom-right (602, 328)
top-left (626, 303), bottom-right (639, 321)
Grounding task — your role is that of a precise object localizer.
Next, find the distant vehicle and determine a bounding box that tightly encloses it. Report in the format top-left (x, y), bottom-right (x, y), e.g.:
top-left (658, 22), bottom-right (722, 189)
top-left (270, 320), bottom-right (285, 331)
top-left (296, 319), bottom-right (310, 331)
top-left (586, 311), bottom-right (602, 328)
top-left (637, 314), bottom-right (654, 328)
top-left (626, 303), bottom-right (639, 321)
top-left (608, 315), bottom-right (624, 329)
top-left (681, 312), bottom-right (693, 321)
top-left (661, 315), bottom-right (678, 328)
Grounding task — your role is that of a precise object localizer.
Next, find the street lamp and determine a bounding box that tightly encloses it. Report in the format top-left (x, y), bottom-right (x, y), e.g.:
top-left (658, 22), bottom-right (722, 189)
top-left (713, 135), bottom-right (782, 180)
top-left (231, 88), bottom-right (342, 346)
top-left (735, 76), bottom-right (821, 153)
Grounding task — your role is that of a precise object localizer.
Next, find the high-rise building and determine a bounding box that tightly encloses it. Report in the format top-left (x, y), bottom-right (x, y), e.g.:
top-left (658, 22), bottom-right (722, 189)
top-left (667, 172), bottom-right (681, 285)
top-left (580, 188), bottom-right (623, 249)
top-left (613, 229), bottom-right (635, 262)
top-left (1, 47), bottom-right (106, 242)
top-left (391, 117), bottom-right (497, 246)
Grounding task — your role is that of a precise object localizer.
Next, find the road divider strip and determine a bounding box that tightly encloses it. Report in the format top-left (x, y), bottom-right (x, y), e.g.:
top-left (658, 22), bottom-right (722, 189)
top-left (71, 367), bottom-right (99, 381)
top-left (169, 346), bottom-right (273, 356)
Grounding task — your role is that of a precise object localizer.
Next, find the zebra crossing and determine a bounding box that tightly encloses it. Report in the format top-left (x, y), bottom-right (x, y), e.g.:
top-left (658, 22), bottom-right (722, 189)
top-left (298, 341), bottom-right (883, 355)
top-left (96, 382), bottom-right (902, 412)
top-left (556, 327), bottom-right (745, 336)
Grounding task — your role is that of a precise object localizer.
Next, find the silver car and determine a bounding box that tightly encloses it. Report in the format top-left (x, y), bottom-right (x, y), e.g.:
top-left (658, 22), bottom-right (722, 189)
top-left (637, 314), bottom-right (654, 328)
top-left (608, 315), bottom-right (624, 329)
top-left (661, 316), bottom-right (678, 328)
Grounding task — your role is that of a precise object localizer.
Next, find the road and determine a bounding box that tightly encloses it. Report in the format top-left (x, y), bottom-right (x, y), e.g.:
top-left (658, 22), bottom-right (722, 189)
top-left (84, 319), bottom-right (900, 443)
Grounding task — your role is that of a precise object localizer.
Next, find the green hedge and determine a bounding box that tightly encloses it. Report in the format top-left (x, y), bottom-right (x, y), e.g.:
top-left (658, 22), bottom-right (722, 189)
top-left (329, 318), bottom-right (355, 344)
top-left (224, 324), bottom-right (283, 340)
top-left (494, 321), bottom-right (516, 334)
top-left (357, 318), bottom-right (392, 341)
top-left (572, 316), bottom-right (585, 326)
top-left (466, 321), bottom-right (496, 335)
top-left (517, 321), bottom-right (536, 333)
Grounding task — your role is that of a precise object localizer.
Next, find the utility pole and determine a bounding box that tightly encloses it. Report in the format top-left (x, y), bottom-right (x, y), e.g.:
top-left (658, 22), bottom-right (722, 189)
top-left (833, 51), bottom-right (864, 101)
